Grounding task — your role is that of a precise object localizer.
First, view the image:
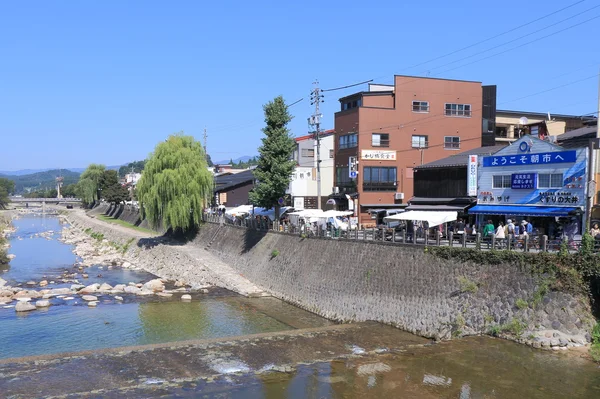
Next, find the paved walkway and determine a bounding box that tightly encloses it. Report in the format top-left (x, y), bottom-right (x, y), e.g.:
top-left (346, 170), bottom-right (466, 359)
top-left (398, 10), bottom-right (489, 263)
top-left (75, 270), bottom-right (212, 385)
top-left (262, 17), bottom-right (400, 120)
top-left (64, 208), bottom-right (267, 297)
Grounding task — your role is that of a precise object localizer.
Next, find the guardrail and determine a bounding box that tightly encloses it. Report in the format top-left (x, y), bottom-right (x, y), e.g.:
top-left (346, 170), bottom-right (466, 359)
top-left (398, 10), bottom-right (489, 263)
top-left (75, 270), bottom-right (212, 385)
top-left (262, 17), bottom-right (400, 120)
top-left (202, 213), bottom-right (600, 254)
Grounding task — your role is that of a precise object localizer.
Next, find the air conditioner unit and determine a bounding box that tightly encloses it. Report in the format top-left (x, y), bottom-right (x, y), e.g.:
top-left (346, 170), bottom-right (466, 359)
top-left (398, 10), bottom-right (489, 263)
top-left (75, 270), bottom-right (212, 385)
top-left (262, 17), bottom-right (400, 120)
top-left (394, 192), bottom-right (404, 200)
top-left (333, 186), bottom-right (340, 194)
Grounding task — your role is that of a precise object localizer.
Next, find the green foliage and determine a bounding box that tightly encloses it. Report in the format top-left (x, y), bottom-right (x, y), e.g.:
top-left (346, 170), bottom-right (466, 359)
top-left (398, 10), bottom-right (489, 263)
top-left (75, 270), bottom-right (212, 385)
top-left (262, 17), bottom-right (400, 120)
top-left (98, 170), bottom-right (129, 204)
top-left (488, 318), bottom-right (527, 337)
top-left (0, 177), bottom-right (15, 209)
top-left (592, 322), bottom-right (600, 344)
top-left (230, 157), bottom-right (259, 169)
top-left (426, 246), bottom-right (600, 296)
top-left (590, 344), bottom-right (600, 363)
top-left (531, 279), bottom-right (552, 308)
top-left (484, 314), bottom-right (494, 324)
top-left (249, 96), bottom-right (296, 220)
top-left (458, 276), bottom-right (478, 294)
top-left (270, 249), bottom-right (280, 258)
top-left (580, 232), bottom-right (595, 256)
top-left (90, 231), bottom-right (105, 241)
top-left (452, 314), bottom-right (466, 337)
top-left (77, 164), bottom-right (106, 206)
top-left (137, 133), bottom-right (213, 233)
top-left (118, 160), bottom-right (146, 178)
top-left (515, 298), bottom-right (528, 310)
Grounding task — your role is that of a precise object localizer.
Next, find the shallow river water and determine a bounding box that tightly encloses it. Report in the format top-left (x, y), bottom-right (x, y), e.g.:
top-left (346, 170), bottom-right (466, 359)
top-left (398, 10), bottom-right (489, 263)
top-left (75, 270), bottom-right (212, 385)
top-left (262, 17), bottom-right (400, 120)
top-left (2, 214), bottom-right (600, 398)
top-left (0, 215), bottom-right (329, 359)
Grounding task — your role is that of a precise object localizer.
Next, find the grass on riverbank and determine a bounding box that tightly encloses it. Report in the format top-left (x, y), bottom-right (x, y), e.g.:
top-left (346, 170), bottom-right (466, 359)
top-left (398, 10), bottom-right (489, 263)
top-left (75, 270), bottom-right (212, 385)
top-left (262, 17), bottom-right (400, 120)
top-left (96, 215), bottom-right (156, 234)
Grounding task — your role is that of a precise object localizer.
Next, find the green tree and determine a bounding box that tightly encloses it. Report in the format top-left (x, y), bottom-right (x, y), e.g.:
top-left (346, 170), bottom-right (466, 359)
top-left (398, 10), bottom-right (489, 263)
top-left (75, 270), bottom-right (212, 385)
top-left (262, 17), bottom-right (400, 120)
top-left (118, 160), bottom-right (147, 178)
top-left (206, 153), bottom-right (214, 167)
top-left (0, 178), bottom-right (15, 209)
top-left (249, 96), bottom-right (296, 220)
top-left (98, 170), bottom-right (129, 204)
top-left (136, 133), bottom-right (213, 233)
top-left (61, 183), bottom-right (78, 198)
top-left (77, 164), bottom-right (106, 206)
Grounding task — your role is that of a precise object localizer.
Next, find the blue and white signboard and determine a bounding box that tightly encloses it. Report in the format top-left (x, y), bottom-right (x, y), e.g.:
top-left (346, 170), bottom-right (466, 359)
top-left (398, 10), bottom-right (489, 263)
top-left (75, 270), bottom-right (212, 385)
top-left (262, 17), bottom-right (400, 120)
top-left (483, 150), bottom-right (576, 167)
top-left (511, 173), bottom-right (536, 189)
top-left (349, 170), bottom-right (358, 179)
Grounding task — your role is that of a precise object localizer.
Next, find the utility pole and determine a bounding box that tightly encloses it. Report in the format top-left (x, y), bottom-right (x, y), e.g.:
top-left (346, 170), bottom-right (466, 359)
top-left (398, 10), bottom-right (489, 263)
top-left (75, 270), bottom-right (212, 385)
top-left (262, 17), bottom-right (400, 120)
top-left (309, 81), bottom-right (324, 209)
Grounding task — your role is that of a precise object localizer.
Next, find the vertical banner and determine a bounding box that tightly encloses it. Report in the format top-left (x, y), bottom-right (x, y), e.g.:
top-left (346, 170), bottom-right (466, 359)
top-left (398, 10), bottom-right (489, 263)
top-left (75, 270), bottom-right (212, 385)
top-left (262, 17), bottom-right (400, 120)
top-left (467, 155), bottom-right (478, 196)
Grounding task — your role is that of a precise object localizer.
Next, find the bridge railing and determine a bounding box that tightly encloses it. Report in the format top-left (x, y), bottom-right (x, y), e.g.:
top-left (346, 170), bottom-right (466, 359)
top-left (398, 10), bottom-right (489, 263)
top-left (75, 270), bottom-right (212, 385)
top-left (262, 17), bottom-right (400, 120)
top-left (9, 197), bottom-right (82, 202)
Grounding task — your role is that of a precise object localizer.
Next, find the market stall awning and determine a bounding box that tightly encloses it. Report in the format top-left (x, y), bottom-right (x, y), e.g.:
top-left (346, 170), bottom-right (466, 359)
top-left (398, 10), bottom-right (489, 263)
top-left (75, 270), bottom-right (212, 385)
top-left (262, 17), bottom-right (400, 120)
top-left (468, 205), bottom-right (580, 217)
top-left (384, 211), bottom-right (457, 226)
top-left (405, 204), bottom-right (469, 212)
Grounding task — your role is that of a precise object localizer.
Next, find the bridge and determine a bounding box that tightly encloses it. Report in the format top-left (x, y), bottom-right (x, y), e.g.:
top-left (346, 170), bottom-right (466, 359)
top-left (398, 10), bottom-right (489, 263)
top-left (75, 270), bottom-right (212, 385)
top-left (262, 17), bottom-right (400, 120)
top-left (9, 197), bottom-right (82, 203)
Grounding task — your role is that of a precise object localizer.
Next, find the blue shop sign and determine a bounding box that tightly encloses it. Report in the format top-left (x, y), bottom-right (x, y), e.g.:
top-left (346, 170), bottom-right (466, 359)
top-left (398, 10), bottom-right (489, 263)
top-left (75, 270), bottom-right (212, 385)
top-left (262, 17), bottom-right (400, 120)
top-left (511, 173), bottom-right (536, 189)
top-left (483, 151), bottom-right (576, 167)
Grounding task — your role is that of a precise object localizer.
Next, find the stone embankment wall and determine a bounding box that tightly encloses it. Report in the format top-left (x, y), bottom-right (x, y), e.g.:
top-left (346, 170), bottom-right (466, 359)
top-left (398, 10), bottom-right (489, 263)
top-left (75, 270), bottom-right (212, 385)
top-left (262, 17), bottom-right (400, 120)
top-left (87, 203), bottom-right (161, 233)
top-left (195, 223), bottom-right (595, 346)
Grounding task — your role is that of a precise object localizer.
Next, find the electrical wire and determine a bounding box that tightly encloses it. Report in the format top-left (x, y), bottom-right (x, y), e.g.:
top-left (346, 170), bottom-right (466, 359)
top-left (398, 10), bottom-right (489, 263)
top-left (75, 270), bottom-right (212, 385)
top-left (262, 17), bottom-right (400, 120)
top-left (389, 0), bottom-right (587, 75)
top-left (322, 80), bottom-right (374, 92)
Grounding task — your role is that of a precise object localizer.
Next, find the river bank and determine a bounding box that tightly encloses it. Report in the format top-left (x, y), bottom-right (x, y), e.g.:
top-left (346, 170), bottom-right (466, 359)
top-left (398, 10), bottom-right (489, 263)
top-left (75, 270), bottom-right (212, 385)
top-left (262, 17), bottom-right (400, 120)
top-left (60, 207), bottom-right (599, 352)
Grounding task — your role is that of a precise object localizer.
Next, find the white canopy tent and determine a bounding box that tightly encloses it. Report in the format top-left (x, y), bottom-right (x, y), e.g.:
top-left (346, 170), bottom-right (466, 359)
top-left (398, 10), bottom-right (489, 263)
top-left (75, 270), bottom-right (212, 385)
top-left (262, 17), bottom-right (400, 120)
top-left (384, 211), bottom-right (458, 226)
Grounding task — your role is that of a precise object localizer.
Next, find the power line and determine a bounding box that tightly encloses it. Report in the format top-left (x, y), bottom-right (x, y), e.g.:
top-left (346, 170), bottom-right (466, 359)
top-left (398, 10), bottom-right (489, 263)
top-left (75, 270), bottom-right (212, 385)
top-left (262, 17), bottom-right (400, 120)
top-left (332, 72), bottom-right (599, 140)
top-left (286, 98), bottom-right (304, 108)
top-left (322, 79), bottom-right (374, 92)
top-left (434, 13), bottom-right (600, 77)
top-left (425, 4), bottom-right (600, 74)
top-left (393, 0), bottom-right (587, 74)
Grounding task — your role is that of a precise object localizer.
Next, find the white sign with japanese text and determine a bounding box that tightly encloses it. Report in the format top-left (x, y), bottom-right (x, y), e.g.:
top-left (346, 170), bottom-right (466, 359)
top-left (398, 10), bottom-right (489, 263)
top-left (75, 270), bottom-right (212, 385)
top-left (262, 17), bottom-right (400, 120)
top-left (361, 150), bottom-right (397, 161)
top-left (467, 155), bottom-right (477, 196)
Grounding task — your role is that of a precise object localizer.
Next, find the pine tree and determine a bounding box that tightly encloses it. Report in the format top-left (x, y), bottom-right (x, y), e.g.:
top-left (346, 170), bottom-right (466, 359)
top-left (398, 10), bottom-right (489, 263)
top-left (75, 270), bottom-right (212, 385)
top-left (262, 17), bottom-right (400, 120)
top-left (136, 133), bottom-right (213, 233)
top-left (249, 96), bottom-right (296, 220)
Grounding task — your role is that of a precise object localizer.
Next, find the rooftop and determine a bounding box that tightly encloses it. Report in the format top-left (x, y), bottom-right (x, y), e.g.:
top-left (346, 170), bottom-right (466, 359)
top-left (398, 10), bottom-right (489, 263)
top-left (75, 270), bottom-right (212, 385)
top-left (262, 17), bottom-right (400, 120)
top-left (497, 109), bottom-right (597, 120)
top-left (214, 169), bottom-right (255, 192)
top-left (415, 145), bottom-right (506, 169)
top-left (295, 129), bottom-right (335, 142)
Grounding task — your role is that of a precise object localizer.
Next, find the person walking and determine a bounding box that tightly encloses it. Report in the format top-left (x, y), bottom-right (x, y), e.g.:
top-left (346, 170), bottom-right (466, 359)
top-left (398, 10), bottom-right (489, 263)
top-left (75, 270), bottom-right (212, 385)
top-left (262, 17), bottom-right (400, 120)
top-left (482, 220), bottom-right (495, 248)
top-left (495, 221), bottom-right (505, 249)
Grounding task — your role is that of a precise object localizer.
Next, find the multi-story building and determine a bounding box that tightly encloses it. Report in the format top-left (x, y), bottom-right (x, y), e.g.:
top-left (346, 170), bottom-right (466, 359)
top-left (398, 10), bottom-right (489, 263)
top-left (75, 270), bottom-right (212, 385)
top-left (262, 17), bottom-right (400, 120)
top-left (494, 110), bottom-right (593, 144)
top-left (287, 130), bottom-right (335, 209)
top-left (332, 75), bottom-right (496, 227)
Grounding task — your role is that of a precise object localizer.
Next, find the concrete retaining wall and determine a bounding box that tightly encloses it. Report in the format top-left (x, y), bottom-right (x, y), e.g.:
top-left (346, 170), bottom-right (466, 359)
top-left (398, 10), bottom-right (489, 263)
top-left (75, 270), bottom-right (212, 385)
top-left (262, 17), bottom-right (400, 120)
top-left (196, 223), bottom-right (594, 343)
top-left (88, 203), bottom-right (162, 233)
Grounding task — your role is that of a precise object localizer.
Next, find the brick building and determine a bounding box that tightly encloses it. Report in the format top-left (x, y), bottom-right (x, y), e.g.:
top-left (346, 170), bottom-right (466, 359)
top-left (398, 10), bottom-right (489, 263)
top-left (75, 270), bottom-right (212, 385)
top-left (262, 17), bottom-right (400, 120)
top-left (332, 75), bottom-right (496, 227)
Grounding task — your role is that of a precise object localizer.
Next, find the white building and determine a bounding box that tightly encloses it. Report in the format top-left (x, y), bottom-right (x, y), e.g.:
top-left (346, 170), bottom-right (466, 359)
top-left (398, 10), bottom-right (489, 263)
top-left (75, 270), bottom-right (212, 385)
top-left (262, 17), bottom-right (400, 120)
top-left (287, 130), bottom-right (335, 210)
top-left (125, 173), bottom-right (142, 186)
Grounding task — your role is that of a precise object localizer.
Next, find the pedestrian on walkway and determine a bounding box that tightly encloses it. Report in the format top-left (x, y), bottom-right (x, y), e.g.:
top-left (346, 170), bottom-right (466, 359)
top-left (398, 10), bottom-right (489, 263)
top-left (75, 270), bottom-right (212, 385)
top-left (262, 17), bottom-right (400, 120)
top-left (495, 221), bottom-right (505, 249)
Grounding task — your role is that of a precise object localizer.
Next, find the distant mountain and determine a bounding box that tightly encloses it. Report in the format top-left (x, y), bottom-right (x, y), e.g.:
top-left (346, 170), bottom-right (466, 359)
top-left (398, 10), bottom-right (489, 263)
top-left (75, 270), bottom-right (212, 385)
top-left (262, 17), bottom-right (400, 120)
top-left (0, 169), bottom-right (50, 176)
top-left (214, 156), bottom-right (257, 165)
top-left (0, 165), bottom-right (122, 176)
top-left (4, 169), bottom-right (81, 194)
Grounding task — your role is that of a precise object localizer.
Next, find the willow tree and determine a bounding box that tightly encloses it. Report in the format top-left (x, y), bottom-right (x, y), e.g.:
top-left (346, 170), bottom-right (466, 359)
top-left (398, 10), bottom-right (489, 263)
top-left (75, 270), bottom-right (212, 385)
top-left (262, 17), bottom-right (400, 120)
top-left (136, 134), bottom-right (213, 233)
top-left (77, 163), bottom-right (106, 206)
top-left (249, 96), bottom-right (296, 220)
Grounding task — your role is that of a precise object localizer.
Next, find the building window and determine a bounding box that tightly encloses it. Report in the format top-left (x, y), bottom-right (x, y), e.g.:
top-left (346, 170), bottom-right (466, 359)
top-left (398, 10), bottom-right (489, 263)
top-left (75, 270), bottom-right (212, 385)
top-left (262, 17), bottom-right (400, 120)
top-left (371, 133), bottom-right (390, 147)
top-left (363, 166), bottom-right (397, 191)
top-left (444, 136), bottom-right (460, 149)
top-left (538, 173), bottom-right (563, 188)
top-left (492, 175), bottom-right (511, 189)
top-left (336, 166), bottom-right (351, 185)
top-left (339, 133), bottom-right (358, 149)
top-left (412, 101), bottom-right (429, 113)
top-left (329, 149), bottom-right (334, 158)
top-left (301, 148), bottom-right (314, 158)
top-left (341, 98), bottom-right (361, 111)
top-left (445, 103), bottom-right (471, 117)
top-left (411, 135), bottom-right (428, 149)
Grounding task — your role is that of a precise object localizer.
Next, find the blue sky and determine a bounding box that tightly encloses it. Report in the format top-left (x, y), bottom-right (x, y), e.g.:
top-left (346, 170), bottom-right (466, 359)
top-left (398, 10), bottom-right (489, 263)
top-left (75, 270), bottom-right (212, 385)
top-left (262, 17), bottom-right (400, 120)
top-left (0, 0), bottom-right (598, 170)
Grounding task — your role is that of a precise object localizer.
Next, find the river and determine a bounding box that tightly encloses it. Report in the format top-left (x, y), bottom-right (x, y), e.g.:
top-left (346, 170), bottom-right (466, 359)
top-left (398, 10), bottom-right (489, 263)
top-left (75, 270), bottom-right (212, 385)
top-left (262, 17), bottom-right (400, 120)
top-left (1, 213), bottom-right (600, 398)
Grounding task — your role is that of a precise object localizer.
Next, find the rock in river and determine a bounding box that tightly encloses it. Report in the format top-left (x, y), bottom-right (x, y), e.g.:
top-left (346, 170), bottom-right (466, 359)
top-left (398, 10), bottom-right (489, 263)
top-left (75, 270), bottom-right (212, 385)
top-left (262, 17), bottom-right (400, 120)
top-left (81, 295), bottom-right (98, 301)
top-left (88, 301), bottom-right (98, 307)
top-left (15, 302), bottom-right (36, 312)
top-left (99, 283), bottom-right (113, 292)
top-left (80, 284), bottom-right (100, 294)
top-left (39, 280), bottom-right (48, 287)
top-left (143, 279), bottom-right (165, 292)
top-left (181, 294), bottom-right (192, 301)
top-left (35, 300), bottom-right (50, 308)
top-left (124, 286), bottom-right (141, 294)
